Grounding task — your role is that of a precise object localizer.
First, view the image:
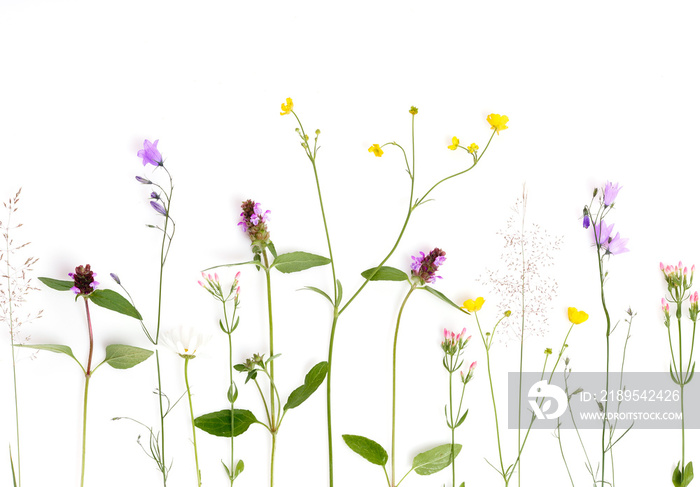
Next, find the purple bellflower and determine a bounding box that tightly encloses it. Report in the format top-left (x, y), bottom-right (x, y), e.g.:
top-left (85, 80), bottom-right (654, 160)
top-left (594, 220), bottom-right (629, 255)
top-left (137, 139), bottom-right (163, 167)
top-left (150, 200), bottom-right (167, 216)
top-left (603, 181), bottom-right (622, 206)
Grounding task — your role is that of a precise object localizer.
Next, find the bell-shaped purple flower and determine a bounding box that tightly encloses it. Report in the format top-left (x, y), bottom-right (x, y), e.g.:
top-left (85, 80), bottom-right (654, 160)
top-left (150, 200), bottom-right (167, 216)
top-left (135, 176), bottom-right (152, 184)
top-left (606, 232), bottom-right (629, 255)
top-left (137, 139), bottom-right (163, 167)
top-left (603, 181), bottom-right (622, 206)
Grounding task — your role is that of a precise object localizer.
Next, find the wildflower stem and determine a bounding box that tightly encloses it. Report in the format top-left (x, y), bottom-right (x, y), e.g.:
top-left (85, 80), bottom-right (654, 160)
top-left (392, 284), bottom-right (417, 486)
top-left (184, 358), bottom-right (202, 487)
top-left (517, 192), bottom-right (527, 487)
top-left (677, 309), bottom-right (685, 474)
top-left (475, 313), bottom-right (506, 481)
top-left (262, 250), bottom-right (277, 487)
top-left (80, 375), bottom-right (90, 487)
top-left (449, 367), bottom-right (456, 487)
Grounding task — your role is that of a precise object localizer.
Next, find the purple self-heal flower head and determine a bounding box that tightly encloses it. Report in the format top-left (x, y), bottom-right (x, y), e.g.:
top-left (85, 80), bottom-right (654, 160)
top-left (603, 181), bottom-right (622, 206)
top-left (137, 139), bottom-right (163, 167)
top-left (410, 248), bottom-right (446, 284)
top-left (150, 200), bottom-right (167, 216)
top-left (70, 264), bottom-right (98, 295)
top-left (240, 199), bottom-right (271, 253)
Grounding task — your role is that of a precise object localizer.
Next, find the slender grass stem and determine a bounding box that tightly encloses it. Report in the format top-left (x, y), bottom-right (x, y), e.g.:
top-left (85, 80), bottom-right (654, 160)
top-left (80, 298), bottom-right (95, 487)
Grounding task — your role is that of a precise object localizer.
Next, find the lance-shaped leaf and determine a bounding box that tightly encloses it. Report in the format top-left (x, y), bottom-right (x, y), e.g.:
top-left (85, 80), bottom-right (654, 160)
top-left (421, 286), bottom-right (469, 314)
top-left (284, 361), bottom-right (328, 411)
top-left (194, 409), bottom-right (260, 437)
top-left (272, 252), bottom-right (331, 273)
top-left (38, 277), bottom-right (75, 292)
top-left (360, 266), bottom-right (409, 282)
top-left (15, 343), bottom-right (84, 371)
top-left (412, 444), bottom-right (462, 475)
top-left (342, 435), bottom-right (388, 466)
top-left (88, 289), bottom-right (142, 320)
top-left (103, 344), bottom-right (153, 369)
top-left (299, 286), bottom-right (333, 305)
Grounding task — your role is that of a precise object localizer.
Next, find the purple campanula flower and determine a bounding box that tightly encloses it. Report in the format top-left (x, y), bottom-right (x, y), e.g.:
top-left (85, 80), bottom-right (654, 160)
top-left (603, 181), bottom-right (622, 206)
top-left (135, 176), bottom-right (152, 184)
top-left (110, 273), bottom-right (121, 284)
top-left (70, 264), bottom-right (98, 295)
top-left (137, 139), bottom-right (163, 167)
top-left (410, 248), bottom-right (447, 284)
top-left (582, 207), bottom-right (590, 229)
top-left (593, 220), bottom-right (613, 246)
top-left (150, 191), bottom-right (160, 200)
top-left (150, 201), bottom-right (167, 216)
top-left (606, 232), bottom-right (629, 255)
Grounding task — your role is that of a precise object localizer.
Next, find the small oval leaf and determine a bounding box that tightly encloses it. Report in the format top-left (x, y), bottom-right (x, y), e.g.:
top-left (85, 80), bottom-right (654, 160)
top-left (412, 443), bottom-right (462, 475)
top-left (104, 344), bottom-right (153, 369)
top-left (272, 252), bottom-right (331, 273)
top-left (195, 409), bottom-right (260, 437)
top-left (342, 434), bottom-right (388, 466)
top-left (360, 266), bottom-right (409, 282)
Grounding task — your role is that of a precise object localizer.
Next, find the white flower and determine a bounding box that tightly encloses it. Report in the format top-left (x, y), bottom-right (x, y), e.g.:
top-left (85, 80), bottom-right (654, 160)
top-left (162, 326), bottom-right (210, 359)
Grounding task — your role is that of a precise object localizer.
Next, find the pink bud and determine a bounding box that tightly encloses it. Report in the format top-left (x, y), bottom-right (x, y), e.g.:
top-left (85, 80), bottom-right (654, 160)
top-left (201, 272), bottom-right (206, 279)
top-left (197, 281), bottom-right (203, 286)
top-left (679, 261), bottom-right (683, 268)
top-left (660, 262), bottom-right (665, 271)
top-left (684, 268), bottom-right (688, 276)
top-left (214, 273), bottom-right (219, 282)
top-left (235, 271), bottom-right (241, 280)
top-left (236, 286), bottom-right (241, 295)
top-left (461, 327), bottom-right (466, 337)
top-left (443, 328), bottom-right (449, 338)
top-left (460, 370), bottom-right (465, 379)
top-left (466, 335), bottom-right (472, 342)
top-left (470, 361), bottom-right (477, 370)
top-left (693, 265), bottom-right (696, 273)
top-left (666, 265), bottom-right (674, 274)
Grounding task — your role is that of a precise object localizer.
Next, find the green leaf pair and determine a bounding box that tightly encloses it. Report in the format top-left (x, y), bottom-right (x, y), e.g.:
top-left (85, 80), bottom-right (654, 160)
top-left (194, 409), bottom-right (261, 437)
top-left (38, 278), bottom-right (142, 320)
top-left (343, 434), bottom-right (460, 476)
top-left (15, 344), bottom-right (152, 371)
top-left (673, 461), bottom-right (694, 487)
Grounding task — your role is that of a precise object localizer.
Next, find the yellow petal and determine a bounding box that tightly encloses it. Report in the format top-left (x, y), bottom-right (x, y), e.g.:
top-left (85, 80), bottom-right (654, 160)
top-left (567, 307), bottom-right (589, 324)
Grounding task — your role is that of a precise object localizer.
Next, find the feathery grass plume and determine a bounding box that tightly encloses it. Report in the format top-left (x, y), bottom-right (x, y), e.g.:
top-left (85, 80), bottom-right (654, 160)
top-left (1, 188), bottom-right (42, 487)
top-left (478, 189), bottom-right (562, 343)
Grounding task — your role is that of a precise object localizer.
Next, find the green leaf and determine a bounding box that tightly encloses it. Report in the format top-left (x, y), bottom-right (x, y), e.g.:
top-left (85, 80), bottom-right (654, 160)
top-left (671, 363), bottom-right (681, 385)
top-left (342, 435), bottom-right (388, 466)
top-left (686, 363), bottom-right (696, 385)
top-left (104, 344), bottom-right (153, 369)
top-left (412, 444), bottom-right (462, 475)
top-left (227, 382), bottom-right (238, 404)
top-left (234, 459), bottom-right (244, 479)
top-left (454, 410), bottom-right (469, 428)
top-left (674, 463), bottom-right (683, 487)
top-left (38, 277), bottom-right (74, 292)
top-left (336, 279), bottom-right (343, 305)
top-left (88, 289), bottom-right (142, 320)
top-left (299, 286), bottom-right (333, 304)
top-left (267, 241), bottom-right (278, 259)
top-left (421, 286), bottom-right (468, 314)
top-left (675, 462), bottom-right (695, 487)
top-left (194, 409), bottom-right (260, 437)
top-left (459, 483), bottom-right (465, 487)
top-left (360, 266), bottom-right (409, 282)
top-left (15, 343), bottom-right (84, 371)
top-left (284, 361), bottom-right (328, 411)
top-left (272, 252), bottom-right (331, 273)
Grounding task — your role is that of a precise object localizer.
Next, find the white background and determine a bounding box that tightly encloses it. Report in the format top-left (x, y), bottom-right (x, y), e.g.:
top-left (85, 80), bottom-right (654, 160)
top-left (1, 1), bottom-right (699, 486)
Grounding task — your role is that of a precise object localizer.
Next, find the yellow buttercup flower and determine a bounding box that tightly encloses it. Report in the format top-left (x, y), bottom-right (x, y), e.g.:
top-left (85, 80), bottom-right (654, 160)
top-left (487, 113), bottom-right (509, 134)
top-left (567, 307), bottom-right (589, 325)
top-left (447, 136), bottom-right (460, 151)
top-left (467, 143), bottom-right (479, 154)
top-left (462, 297), bottom-right (485, 312)
top-left (409, 106), bottom-right (418, 115)
top-left (280, 97), bottom-right (294, 116)
top-left (368, 144), bottom-right (384, 157)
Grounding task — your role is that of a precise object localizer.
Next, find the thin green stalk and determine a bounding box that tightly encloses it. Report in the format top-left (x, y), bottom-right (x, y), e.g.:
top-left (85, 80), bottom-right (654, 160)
top-left (475, 313), bottom-right (506, 482)
top-left (593, 238), bottom-right (611, 486)
top-left (449, 365), bottom-right (455, 487)
top-left (222, 300), bottom-right (237, 485)
top-left (262, 250), bottom-right (277, 487)
top-left (555, 422), bottom-right (575, 487)
top-left (517, 196), bottom-right (526, 487)
top-left (80, 375), bottom-right (90, 487)
top-left (392, 284), bottom-right (417, 486)
top-left (184, 358), bottom-right (201, 487)
top-left (677, 307), bottom-right (686, 474)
